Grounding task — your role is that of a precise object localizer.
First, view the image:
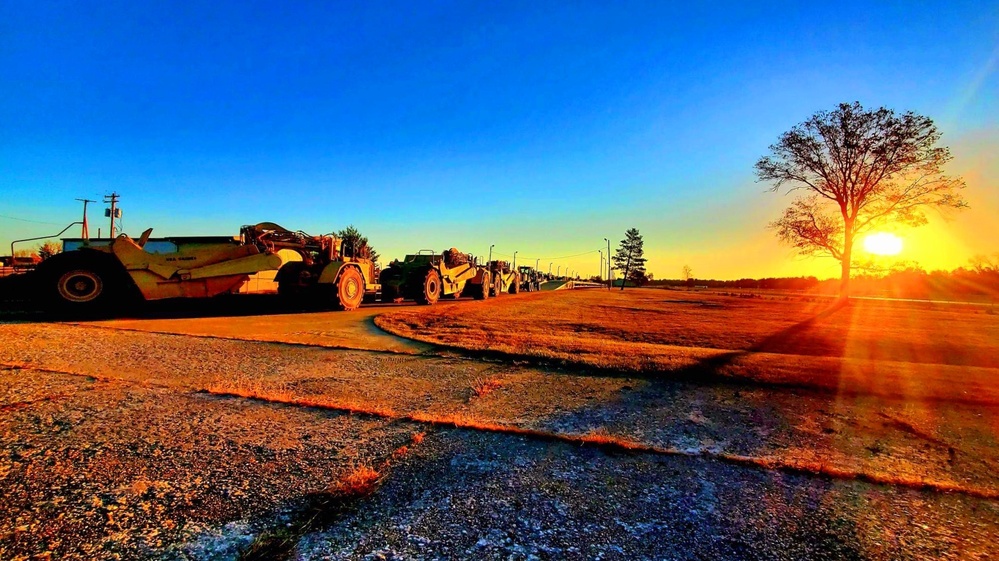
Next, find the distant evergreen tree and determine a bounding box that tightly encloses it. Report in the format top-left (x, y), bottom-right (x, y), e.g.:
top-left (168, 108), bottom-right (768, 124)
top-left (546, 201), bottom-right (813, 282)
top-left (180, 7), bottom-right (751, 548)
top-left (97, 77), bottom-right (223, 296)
top-left (612, 228), bottom-right (647, 290)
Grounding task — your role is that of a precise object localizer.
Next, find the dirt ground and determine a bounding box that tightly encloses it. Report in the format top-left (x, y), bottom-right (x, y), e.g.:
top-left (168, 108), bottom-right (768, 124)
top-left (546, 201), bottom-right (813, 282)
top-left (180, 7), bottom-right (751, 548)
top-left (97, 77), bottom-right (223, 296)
top-left (2, 291), bottom-right (998, 559)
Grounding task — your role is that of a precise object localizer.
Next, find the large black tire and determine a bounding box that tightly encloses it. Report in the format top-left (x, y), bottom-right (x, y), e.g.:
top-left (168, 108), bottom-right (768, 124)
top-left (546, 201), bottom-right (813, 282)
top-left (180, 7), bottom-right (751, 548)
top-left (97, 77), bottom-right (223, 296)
top-left (333, 267), bottom-right (365, 311)
top-left (416, 269), bottom-right (442, 305)
top-left (491, 276), bottom-right (503, 297)
top-left (38, 252), bottom-right (134, 317)
top-left (472, 272), bottom-right (490, 300)
top-left (510, 275), bottom-right (520, 294)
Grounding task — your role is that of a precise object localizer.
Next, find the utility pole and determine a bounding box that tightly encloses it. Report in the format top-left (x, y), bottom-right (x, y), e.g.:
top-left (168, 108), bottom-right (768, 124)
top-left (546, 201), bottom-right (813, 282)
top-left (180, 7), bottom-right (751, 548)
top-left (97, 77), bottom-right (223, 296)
top-left (599, 250), bottom-right (603, 281)
top-left (513, 251), bottom-right (517, 268)
top-left (104, 192), bottom-right (120, 239)
top-left (76, 198), bottom-right (95, 240)
top-left (488, 244), bottom-right (494, 264)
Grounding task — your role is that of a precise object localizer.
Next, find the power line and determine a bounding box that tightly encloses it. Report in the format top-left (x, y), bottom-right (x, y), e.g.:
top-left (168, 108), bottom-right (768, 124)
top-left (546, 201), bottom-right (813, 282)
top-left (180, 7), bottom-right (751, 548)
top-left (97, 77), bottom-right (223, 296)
top-left (493, 249), bottom-right (601, 261)
top-left (0, 214), bottom-right (65, 226)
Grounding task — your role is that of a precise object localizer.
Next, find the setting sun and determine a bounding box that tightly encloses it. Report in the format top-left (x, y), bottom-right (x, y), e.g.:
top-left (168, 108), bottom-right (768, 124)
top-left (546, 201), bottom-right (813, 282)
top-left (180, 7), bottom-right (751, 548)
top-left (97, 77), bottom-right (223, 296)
top-left (863, 232), bottom-right (904, 256)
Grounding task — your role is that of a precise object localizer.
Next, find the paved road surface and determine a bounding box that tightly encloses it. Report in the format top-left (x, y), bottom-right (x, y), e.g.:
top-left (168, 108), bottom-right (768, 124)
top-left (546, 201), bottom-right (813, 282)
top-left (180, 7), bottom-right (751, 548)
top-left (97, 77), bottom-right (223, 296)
top-left (1, 299), bottom-right (997, 559)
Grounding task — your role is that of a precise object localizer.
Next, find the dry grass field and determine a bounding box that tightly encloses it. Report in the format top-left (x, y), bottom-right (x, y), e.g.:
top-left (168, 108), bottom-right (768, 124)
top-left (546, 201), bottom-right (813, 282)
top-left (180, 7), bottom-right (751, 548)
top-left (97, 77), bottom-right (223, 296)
top-left (376, 288), bottom-right (999, 404)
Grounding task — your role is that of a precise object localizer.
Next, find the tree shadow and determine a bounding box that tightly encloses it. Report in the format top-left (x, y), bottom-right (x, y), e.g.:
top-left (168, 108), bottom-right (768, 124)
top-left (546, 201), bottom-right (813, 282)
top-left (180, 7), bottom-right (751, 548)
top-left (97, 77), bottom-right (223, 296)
top-left (745, 299), bottom-right (851, 358)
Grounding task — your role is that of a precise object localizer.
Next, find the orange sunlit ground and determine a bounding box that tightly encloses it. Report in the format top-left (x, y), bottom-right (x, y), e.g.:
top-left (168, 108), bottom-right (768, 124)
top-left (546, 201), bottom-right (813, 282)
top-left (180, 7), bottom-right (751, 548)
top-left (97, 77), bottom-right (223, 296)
top-left (376, 288), bottom-right (999, 388)
top-left (375, 288), bottom-right (999, 494)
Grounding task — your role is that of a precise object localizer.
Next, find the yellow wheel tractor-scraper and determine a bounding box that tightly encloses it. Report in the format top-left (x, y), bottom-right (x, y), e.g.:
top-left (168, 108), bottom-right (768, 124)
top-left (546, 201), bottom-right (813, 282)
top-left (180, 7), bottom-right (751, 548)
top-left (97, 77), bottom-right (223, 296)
top-left (30, 222), bottom-right (379, 316)
top-left (378, 248), bottom-right (491, 305)
top-left (487, 260), bottom-right (521, 297)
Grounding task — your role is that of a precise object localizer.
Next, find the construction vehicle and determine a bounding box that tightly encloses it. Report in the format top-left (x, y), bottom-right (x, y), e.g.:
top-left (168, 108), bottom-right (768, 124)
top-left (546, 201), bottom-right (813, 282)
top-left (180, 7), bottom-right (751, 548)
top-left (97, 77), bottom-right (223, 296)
top-left (518, 265), bottom-right (542, 292)
top-left (487, 260), bottom-right (520, 296)
top-left (26, 222), bottom-right (378, 315)
top-left (264, 223), bottom-right (379, 309)
top-left (379, 248), bottom-right (490, 305)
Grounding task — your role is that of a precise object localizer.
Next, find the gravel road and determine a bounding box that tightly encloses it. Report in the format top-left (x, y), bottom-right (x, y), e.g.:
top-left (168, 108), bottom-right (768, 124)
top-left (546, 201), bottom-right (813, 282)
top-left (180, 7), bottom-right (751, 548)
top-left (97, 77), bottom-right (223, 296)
top-left (1, 309), bottom-right (997, 559)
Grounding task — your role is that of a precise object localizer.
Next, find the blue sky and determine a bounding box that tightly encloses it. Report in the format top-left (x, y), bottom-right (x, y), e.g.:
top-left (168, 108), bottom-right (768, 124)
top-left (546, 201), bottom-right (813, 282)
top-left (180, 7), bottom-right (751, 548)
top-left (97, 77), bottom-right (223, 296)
top-left (2, 1), bottom-right (997, 278)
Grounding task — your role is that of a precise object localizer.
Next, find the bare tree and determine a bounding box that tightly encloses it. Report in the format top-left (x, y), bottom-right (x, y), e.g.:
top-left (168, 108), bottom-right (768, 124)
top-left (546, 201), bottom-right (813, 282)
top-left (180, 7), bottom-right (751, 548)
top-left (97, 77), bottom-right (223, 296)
top-left (755, 102), bottom-right (966, 299)
top-left (681, 265), bottom-right (693, 282)
top-left (969, 253), bottom-right (999, 274)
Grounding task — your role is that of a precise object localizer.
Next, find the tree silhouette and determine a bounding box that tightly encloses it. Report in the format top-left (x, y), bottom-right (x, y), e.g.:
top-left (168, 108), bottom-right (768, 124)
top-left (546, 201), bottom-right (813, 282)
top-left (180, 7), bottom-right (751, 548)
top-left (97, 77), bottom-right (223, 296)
top-left (336, 225), bottom-right (379, 264)
top-left (755, 102), bottom-right (966, 299)
top-left (681, 265), bottom-right (693, 282)
top-left (37, 240), bottom-right (61, 261)
top-left (612, 228), bottom-right (647, 290)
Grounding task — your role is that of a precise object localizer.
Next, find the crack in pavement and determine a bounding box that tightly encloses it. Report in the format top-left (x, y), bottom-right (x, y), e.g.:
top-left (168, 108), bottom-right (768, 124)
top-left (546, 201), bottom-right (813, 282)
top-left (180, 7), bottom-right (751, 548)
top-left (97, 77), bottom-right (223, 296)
top-left (6, 360), bottom-right (999, 501)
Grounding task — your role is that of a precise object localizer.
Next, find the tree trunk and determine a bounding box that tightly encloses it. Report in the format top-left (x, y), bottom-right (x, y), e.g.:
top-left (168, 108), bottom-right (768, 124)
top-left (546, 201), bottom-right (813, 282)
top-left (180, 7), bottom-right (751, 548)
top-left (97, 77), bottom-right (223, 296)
top-left (620, 254), bottom-right (632, 291)
top-left (839, 233), bottom-right (853, 301)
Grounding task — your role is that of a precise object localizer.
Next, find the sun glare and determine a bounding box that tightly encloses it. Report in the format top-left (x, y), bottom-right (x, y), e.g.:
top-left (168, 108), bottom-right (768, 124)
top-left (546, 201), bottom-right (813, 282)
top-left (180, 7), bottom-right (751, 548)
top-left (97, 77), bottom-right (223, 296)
top-left (862, 232), bottom-right (904, 256)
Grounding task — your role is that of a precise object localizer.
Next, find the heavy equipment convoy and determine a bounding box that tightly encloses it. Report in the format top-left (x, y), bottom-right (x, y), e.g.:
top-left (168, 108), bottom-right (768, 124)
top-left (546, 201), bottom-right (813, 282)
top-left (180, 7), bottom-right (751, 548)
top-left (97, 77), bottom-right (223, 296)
top-left (29, 222), bottom-right (378, 315)
top-left (518, 265), bottom-right (542, 292)
top-left (379, 248), bottom-right (490, 305)
top-left (487, 260), bottom-right (520, 296)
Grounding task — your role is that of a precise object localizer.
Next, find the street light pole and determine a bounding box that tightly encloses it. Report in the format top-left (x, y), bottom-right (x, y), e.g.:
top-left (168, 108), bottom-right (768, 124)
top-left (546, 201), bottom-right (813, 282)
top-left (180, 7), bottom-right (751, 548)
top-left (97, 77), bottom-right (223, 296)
top-left (557, 265), bottom-right (561, 278)
top-left (488, 244), bottom-right (494, 264)
top-left (549, 262), bottom-right (552, 275)
top-left (604, 238), bottom-right (611, 289)
top-left (513, 251), bottom-right (517, 268)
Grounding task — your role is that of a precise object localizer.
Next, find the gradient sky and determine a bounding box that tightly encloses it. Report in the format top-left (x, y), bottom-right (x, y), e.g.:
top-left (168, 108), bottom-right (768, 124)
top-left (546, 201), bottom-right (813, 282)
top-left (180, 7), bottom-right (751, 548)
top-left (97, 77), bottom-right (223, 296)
top-left (2, 1), bottom-right (997, 279)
